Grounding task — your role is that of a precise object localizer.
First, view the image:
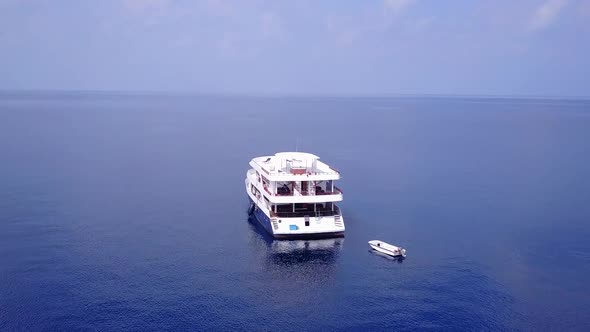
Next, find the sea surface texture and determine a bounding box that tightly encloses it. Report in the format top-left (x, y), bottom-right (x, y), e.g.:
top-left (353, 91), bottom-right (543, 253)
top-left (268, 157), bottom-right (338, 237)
top-left (1, 94), bottom-right (589, 331)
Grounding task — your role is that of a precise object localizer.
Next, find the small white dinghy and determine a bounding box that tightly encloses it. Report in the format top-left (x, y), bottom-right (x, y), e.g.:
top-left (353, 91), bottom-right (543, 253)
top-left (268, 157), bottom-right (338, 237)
top-left (368, 240), bottom-right (406, 257)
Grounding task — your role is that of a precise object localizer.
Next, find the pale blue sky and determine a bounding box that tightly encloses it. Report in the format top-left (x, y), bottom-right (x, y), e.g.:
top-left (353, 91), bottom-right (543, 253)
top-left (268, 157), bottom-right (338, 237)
top-left (1, 0), bottom-right (589, 96)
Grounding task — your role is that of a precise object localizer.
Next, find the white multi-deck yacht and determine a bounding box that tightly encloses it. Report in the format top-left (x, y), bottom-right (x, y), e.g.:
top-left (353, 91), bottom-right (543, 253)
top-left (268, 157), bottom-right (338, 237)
top-left (245, 152), bottom-right (345, 239)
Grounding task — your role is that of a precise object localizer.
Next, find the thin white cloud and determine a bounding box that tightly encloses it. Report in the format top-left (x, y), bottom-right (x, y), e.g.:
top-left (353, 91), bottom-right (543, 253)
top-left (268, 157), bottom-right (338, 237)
top-left (382, 0), bottom-right (416, 31)
top-left (579, 0), bottom-right (590, 18)
top-left (122, 0), bottom-right (171, 13)
top-left (383, 0), bottom-right (415, 14)
top-left (528, 0), bottom-right (569, 31)
top-left (325, 0), bottom-right (418, 47)
top-left (260, 12), bottom-right (284, 39)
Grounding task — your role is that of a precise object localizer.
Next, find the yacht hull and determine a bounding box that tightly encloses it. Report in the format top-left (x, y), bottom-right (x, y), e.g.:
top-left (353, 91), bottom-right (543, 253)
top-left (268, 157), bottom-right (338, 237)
top-left (248, 197), bottom-right (344, 240)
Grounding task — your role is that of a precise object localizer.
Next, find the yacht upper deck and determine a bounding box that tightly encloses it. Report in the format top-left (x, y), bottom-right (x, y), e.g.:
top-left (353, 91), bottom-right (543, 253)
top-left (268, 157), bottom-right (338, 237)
top-left (250, 152), bottom-right (340, 181)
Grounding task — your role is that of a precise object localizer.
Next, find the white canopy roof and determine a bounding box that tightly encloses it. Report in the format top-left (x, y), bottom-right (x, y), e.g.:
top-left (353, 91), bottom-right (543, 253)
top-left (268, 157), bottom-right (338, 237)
top-left (274, 152), bottom-right (319, 161)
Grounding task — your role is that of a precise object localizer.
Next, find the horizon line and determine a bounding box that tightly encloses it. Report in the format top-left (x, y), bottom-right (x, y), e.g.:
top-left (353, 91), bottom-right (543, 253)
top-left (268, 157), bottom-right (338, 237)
top-left (1, 89), bottom-right (589, 101)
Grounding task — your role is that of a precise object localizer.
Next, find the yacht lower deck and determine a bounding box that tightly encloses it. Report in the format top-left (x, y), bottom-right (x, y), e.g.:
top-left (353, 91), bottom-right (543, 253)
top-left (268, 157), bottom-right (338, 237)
top-left (248, 196), bottom-right (345, 239)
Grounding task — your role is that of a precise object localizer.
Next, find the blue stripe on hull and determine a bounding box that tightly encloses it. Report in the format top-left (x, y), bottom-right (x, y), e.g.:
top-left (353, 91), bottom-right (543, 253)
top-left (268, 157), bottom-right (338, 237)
top-left (249, 197), bottom-right (274, 236)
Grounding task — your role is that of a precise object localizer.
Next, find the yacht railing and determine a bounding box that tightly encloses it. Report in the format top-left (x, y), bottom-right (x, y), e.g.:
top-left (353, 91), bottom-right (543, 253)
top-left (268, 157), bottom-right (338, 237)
top-left (271, 208), bottom-right (341, 218)
top-left (275, 186), bottom-right (342, 196)
top-left (315, 187), bottom-right (344, 195)
top-left (257, 164), bottom-right (339, 176)
top-left (275, 190), bottom-right (342, 196)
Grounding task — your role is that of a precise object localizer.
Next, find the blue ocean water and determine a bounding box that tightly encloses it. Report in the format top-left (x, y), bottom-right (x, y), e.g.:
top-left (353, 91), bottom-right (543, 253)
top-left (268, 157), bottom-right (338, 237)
top-left (1, 93), bottom-right (589, 331)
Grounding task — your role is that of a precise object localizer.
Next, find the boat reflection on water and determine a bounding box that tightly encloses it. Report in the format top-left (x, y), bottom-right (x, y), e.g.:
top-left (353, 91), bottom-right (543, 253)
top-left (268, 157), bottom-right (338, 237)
top-left (245, 216), bottom-right (343, 305)
top-left (247, 216), bottom-right (343, 277)
top-left (266, 236), bottom-right (343, 266)
top-left (369, 249), bottom-right (406, 263)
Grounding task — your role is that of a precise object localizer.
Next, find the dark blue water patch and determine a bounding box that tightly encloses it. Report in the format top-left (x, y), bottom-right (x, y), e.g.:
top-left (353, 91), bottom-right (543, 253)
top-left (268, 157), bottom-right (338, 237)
top-left (1, 94), bottom-right (590, 330)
